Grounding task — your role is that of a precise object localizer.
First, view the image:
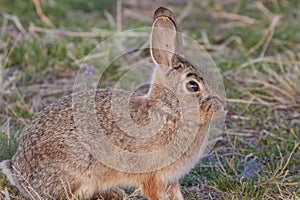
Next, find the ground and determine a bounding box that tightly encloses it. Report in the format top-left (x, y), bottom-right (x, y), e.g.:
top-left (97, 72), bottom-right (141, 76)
top-left (0, 0), bottom-right (299, 199)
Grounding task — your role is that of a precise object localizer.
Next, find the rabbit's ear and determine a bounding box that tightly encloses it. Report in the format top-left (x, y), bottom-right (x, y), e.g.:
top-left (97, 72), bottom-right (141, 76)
top-left (150, 7), bottom-right (182, 67)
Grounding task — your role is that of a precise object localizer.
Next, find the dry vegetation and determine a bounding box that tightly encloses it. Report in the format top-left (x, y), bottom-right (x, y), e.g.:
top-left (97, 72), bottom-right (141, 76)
top-left (0, 0), bottom-right (299, 199)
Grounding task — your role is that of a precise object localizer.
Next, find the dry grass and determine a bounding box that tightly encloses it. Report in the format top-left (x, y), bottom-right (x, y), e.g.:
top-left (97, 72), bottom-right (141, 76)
top-left (0, 0), bottom-right (299, 199)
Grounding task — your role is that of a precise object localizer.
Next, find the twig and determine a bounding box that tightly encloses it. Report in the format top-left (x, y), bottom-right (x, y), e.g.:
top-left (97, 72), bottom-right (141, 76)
top-left (104, 10), bottom-right (116, 30)
top-left (218, 21), bottom-right (250, 29)
top-left (256, 2), bottom-right (275, 22)
top-left (29, 24), bottom-right (149, 38)
top-left (229, 115), bottom-right (251, 120)
top-left (12, 166), bottom-right (44, 200)
top-left (177, 1), bottom-right (194, 24)
top-left (2, 14), bottom-right (27, 34)
top-left (3, 188), bottom-right (11, 200)
top-left (281, 142), bottom-right (299, 172)
top-left (224, 56), bottom-right (300, 75)
top-left (215, 152), bottom-right (231, 180)
top-left (260, 15), bottom-right (281, 57)
top-left (227, 98), bottom-right (255, 104)
top-left (210, 10), bottom-right (258, 25)
top-left (261, 142), bottom-right (300, 187)
top-left (249, 15), bottom-right (281, 56)
top-left (124, 188), bottom-right (141, 199)
top-left (32, 0), bottom-right (55, 28)
top-left (1, 15), bottom-right (8, 34)
top-left (228, 135), bottom-right (240, 178)
top-left (245, 79), bottom-right (294, 100)
top-left (221, 35), bottom-right (247, 53)
top-left (116, 0), bottom-right (122, 32)
top-left (263, 63), bottom-right (295, 95)
top-left (0, 34), bottom-right (22, 91)
top-left (29, 23), bottom-right (113, 37)
top-left (226, 132), bottom-right (253, 137)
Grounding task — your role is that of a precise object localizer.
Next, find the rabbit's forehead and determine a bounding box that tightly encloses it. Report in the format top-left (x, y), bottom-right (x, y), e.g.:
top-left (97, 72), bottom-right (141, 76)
top-left (176, 56), bottom-right (204, 76)
top-left (187, 65), bottom-right (205, 77)
top-left (179, 63), bottom-right (206, 80)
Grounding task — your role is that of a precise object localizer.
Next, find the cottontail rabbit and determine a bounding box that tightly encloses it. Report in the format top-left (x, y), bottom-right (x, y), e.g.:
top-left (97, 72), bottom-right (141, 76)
top-left (1, 7), bottom-right (225, 200)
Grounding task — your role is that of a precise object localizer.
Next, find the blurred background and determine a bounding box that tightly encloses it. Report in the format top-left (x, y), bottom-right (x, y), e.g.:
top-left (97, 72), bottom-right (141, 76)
top-left (0, 0), bottom-right (299, 199)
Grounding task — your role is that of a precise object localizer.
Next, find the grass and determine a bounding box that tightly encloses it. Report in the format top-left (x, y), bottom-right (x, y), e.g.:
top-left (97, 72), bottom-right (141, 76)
top-left (0, 0), bottom-right (300, 199)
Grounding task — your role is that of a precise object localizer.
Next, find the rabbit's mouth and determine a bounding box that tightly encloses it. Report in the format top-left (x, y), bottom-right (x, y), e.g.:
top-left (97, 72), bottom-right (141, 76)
top-left (210, 95), bottom-right (228, 121)
top-left (198, 94), bottom-right (227, 124)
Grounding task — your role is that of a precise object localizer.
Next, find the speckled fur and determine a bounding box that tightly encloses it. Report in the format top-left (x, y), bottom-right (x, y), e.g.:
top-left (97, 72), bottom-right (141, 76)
top-left (0, 7), bottom-right (225, 200)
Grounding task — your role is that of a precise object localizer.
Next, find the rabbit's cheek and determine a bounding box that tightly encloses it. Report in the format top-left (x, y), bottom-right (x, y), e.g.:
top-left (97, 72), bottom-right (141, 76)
top-left (199, 113), bottom-right (213, 125)
top-left (198, 101), bottom-right (213, 124)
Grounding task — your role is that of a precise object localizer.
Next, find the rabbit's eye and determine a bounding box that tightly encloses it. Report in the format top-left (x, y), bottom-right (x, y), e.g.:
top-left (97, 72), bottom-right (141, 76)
top-left (186, 81), bottom-right (199, 92)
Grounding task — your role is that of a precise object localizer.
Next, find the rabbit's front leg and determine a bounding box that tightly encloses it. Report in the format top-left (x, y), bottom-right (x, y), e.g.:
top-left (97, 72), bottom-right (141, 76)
top-left (142, 175), bottom-right (169, 200)
top-left (167, 182), bottom-right (184, 200)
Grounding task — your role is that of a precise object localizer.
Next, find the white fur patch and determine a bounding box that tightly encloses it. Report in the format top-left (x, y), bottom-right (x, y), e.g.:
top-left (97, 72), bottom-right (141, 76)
top-left (0, 160), bottom-right (17, 186)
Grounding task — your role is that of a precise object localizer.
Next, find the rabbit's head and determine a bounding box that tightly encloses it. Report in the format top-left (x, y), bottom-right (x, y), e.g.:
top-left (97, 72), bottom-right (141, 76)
top-left (149, 7), bottom-right (225, 125)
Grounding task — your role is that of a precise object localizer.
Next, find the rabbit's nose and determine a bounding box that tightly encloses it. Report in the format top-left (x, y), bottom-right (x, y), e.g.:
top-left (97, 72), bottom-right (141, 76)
top-left (211, 95), bottom-right (226, 106)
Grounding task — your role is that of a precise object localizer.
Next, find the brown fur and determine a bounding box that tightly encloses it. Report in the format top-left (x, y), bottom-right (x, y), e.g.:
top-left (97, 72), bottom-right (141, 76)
top-left (0, 7), bottom-right (225, 200)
